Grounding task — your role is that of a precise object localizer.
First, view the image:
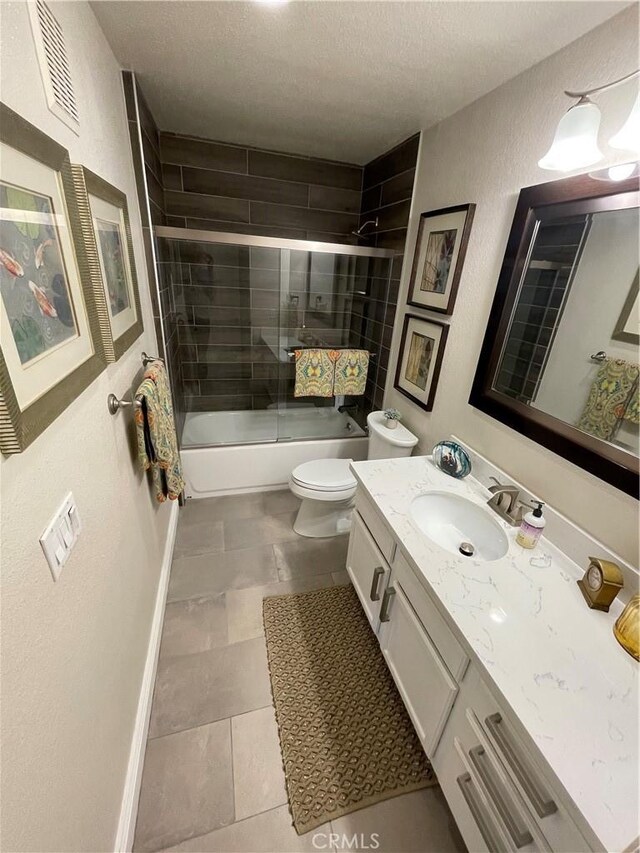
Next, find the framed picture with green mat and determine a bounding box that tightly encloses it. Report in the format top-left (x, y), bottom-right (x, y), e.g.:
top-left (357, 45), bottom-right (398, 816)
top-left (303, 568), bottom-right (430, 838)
top-left (0, 103), bottom-right (106, 454)
top-left (71, 165), bottom-right (143, 362)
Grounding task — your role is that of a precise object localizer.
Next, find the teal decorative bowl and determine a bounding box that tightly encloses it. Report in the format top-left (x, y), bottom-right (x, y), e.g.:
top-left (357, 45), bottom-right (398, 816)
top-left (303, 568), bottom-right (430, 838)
top-left (432, 441), bottom-right (472, 479)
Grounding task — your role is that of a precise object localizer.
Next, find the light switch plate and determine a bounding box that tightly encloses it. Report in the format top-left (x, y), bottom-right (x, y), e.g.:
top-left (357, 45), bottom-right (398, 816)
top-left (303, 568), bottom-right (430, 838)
top-left (40, 492), bottom-right (81, 581)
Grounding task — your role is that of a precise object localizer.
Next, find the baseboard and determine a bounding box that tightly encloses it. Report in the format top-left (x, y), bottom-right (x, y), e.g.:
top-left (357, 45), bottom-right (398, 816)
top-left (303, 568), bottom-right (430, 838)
top-left (114, 500), bottom-right (179, 852)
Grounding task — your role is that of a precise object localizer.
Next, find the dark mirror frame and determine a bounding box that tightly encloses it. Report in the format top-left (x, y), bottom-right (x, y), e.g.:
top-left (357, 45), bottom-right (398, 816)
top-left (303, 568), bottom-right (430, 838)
top-left (470, 171), bottom-right (640, 498)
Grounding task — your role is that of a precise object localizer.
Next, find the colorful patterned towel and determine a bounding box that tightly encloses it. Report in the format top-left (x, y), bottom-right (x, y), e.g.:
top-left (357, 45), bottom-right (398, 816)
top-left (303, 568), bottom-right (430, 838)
top-left (294, 349), bottom-right (337, 397)
top-left (577, 358), bottom-right (640, 440)
top-left (333, 349), bottom-right (370, 397)
top-left (134, 361), bottom-right (185, 502)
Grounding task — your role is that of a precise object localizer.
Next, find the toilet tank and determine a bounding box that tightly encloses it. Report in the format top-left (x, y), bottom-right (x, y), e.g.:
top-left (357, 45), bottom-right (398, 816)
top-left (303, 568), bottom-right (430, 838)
top-left (366, 411), bottom-right (419, 460)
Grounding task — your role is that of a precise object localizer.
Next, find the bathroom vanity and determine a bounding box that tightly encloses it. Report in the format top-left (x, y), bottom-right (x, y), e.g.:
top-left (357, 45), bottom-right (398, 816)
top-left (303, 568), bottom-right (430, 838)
top-left (346, 453), bottom-right (638, 853)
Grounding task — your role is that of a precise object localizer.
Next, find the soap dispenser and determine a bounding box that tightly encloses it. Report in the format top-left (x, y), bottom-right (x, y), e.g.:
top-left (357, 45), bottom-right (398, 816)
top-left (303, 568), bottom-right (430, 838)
top-left (516, 501), bottom-right (545, 550)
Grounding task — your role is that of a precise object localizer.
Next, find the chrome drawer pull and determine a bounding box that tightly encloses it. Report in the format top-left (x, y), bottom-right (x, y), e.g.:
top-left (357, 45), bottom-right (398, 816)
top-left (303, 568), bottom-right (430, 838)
top-left (485, 713), bottom-right (557, 818)
top-left (457, 772), bottom-right (508, 853)
top-left (469, 745), bottom-right (533, 848)
top-left (369, 566), bottom-right (385, 601)
top-left (380, 586), bottom-right (396, 622)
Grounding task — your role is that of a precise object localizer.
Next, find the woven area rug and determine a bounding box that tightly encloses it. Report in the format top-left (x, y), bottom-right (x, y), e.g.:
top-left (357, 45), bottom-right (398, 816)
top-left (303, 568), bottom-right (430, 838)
top-left (263, 584), bottom-right (437, 834)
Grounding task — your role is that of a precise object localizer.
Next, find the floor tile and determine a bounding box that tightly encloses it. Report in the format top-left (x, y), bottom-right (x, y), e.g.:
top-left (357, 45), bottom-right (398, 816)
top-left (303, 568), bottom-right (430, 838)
top-left (261, 489), bottom-right (301, 517)
top-left (226, 573), bottom-right (336, 643)
top-left (274, 536), bottom-right (349, 581)
top-left (159, 595), bottom-right (227, 659)
top-left (232, 706), bottom-right (288, 820)
top-left (182, 493), bottom-right (264, 523)
top-left (173, 519), bottom-right (224, 559)
top-left (168, 547), bottom-right (278, 602)
top-left (161, 805), bottom-right (329, 852)
top-left (332, 570), bottom-right (351, 586)
top-left (223, 512), bottom-right (299, 551)
top-left (149, 637), bottom-right (272, 738)
top-left (134, 720), bottom-right (233, 852)
top-left (330, 788), bottom-right (466, 853)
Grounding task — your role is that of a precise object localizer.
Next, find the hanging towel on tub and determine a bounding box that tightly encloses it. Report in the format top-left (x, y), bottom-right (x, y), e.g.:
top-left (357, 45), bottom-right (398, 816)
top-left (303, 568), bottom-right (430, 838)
top-left (333, 349), bottom-right (370, 396)
top-left (294, 349), bottom-right (337, 397)
top-left (576, 358), bottom-right (639, 440)
top-left (134, 361), bottom-right (185, 502)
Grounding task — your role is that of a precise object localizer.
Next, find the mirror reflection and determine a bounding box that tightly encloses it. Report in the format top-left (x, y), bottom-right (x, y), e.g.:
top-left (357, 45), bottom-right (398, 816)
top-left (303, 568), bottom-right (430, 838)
top-left (494, 204), bottom-right (639, 457)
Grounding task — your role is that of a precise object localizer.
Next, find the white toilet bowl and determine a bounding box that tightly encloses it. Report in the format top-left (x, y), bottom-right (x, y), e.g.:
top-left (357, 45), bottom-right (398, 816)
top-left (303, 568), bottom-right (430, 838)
top-left (289, 458), bottom-right (357, 538)
top-left (289, 411), bottom-right (419, 538)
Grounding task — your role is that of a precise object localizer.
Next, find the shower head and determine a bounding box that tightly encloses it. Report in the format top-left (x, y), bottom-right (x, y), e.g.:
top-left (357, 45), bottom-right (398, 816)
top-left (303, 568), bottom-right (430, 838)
top-left (351, 217), bottom-right (379, 238)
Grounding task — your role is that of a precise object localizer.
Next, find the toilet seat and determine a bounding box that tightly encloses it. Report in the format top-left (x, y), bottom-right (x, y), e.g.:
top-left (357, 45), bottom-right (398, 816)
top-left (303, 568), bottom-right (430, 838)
top-left (291, 458), bottom-right (356, 494)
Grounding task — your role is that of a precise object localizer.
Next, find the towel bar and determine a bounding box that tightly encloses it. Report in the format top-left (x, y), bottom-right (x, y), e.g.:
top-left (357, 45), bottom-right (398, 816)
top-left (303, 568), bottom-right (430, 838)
top-left (590, 351), bottom-right (607, 363)
top-left (141, 351), bottom-right (163, 366)
top-left (286, 348), bottom-right (377, 360)
top-left (107, 393), bottom-right (142, 415)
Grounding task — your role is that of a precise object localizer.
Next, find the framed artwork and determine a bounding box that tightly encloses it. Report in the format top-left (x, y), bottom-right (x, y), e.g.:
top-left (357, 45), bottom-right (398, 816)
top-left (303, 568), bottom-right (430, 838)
top-left (72, 166), bottom-right (143, 361)
top-left (394, 314), bottom-right (449, 411)
top-left (612, 270), bottom-right (639, 345)
top-left (0, 103), bottom-right (106, 455)
top-left (406, 203), bottom-right (475, 314)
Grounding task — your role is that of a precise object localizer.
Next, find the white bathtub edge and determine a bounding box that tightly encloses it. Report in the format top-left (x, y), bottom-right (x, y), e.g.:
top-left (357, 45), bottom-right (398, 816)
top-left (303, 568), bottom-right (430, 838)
top-left (181, 436), bottom-right (369, 499)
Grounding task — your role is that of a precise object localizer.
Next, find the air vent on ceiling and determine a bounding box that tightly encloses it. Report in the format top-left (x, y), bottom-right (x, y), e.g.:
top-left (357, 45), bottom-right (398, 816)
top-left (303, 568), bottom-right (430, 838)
top-left (28, 0), bottom-right (79, 133)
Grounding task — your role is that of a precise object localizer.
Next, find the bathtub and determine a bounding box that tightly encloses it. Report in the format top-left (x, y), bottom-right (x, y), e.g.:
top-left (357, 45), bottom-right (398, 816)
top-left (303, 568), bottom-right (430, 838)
top-left (181, 408), bottom-right (368, 498)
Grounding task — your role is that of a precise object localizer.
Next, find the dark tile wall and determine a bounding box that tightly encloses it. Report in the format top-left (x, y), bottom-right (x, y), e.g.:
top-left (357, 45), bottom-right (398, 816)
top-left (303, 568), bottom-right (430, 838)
top-left (159, 132), bottom-right (363, 244)
top-left (122, 72), bottom-right (185, 437)
top-left (351, 134), bottom-right (420, 414)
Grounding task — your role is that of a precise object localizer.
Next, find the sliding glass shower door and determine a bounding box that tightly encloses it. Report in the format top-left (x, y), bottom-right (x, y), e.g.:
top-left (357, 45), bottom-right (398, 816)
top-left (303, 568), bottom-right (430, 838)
top-left (154, 228), bottom-right (393, 448)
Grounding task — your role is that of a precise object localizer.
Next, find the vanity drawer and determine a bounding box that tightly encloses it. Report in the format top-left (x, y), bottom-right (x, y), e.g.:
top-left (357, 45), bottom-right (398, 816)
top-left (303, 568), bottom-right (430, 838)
top-left (393, 550), bottom-right (469, 682)
top-left (436, 665), bottom-right (592, 853)
top-left (354, 490), bottom-right (396, 563)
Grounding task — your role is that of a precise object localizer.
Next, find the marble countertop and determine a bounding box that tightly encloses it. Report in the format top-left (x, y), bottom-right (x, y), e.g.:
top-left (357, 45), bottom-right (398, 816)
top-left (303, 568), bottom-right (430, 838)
top-left (350, 455), bottom-right (639, 853)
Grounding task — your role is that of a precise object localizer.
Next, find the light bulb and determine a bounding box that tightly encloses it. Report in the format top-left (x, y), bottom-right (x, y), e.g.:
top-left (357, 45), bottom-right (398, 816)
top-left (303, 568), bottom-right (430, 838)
top-left (608, 162), bottom-right (636, 181)
top-left (538, 98), bottom-right (603, 172)
top-left (609, 91), bottom-right (640, 153)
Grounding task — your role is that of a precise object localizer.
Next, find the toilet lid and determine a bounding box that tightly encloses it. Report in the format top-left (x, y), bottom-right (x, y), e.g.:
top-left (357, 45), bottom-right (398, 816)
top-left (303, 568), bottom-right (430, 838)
top-left (291, 458), bottom-right (356, 492)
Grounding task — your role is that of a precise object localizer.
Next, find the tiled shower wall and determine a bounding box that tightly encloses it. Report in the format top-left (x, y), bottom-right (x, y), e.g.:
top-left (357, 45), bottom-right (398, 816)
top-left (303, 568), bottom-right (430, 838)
top-left (159, 133), bottom-right (363, 244)
top-left (157, 241), bottom-right (364, 412)
top-left (352, 134), bottom-right (420, 412)
top-left (122, 72), bottom-right (185, 435)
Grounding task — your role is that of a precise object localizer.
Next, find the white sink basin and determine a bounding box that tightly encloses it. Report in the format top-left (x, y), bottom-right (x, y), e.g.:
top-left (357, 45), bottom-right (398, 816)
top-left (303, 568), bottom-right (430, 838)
top-left (410, 491), bottom-right (509, 562)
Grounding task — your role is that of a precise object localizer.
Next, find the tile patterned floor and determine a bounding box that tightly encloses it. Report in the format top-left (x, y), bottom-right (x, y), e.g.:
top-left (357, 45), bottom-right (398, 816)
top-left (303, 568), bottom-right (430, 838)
top-left (133, 490), bottom-right (466, 853)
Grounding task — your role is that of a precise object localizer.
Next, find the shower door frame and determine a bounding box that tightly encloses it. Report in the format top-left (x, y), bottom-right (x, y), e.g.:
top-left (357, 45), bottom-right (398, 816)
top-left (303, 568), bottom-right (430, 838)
top-left (154, 226), bottom-right (396, 259)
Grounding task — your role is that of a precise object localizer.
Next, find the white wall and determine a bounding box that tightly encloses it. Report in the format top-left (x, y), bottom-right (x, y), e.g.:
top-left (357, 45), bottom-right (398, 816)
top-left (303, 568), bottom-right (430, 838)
top-left (385, 6), bottom-right (639, 567)
top-left (534, 208), bottom-right (638, 425)
top-left (0, 3), bottom-right (173, 850)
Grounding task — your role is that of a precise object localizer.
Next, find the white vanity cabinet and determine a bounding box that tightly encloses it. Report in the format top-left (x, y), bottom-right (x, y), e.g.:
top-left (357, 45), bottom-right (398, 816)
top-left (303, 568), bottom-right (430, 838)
top-left (346, 487), bottom-right (599, 853)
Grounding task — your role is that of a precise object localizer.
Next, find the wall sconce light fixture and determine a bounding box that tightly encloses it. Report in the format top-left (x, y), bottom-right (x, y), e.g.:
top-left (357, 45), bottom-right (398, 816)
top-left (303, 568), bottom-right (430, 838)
top-left (539, 69), bottom-right (639, 172)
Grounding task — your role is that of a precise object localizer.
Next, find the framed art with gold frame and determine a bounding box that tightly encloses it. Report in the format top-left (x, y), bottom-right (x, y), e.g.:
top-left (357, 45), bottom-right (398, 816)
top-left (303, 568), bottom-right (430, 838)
top-left (0, 103), bottom-right (106, 454)
top-left (71, 165), bottom-right (143, 361)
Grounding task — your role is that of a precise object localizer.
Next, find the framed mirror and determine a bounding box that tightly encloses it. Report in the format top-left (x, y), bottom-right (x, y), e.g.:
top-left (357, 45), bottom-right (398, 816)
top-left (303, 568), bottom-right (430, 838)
top-left (470, 168), bottom-right (639, 497)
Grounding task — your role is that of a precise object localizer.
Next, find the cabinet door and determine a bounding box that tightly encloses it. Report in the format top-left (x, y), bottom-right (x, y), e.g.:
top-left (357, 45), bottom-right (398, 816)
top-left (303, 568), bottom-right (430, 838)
top-left (346, 511), bottom-right (390, 631)
top-left (379, 583), bottom-right (458, 756)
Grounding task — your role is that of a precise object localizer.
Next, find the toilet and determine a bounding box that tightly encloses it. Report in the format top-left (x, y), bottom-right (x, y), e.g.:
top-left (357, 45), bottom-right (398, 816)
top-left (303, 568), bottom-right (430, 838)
top-left (289, 410), bottom-right (418, 538)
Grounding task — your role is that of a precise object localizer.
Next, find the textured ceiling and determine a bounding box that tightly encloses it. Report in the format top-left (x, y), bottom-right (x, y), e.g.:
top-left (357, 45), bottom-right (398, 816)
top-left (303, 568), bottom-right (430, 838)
top-left (92, 0), bottom-right (628, 164)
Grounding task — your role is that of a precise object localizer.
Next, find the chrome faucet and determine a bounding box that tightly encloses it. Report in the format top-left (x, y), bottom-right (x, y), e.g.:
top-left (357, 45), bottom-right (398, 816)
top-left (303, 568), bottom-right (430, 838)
top-left (486, 477), bottom-right (526, 527)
